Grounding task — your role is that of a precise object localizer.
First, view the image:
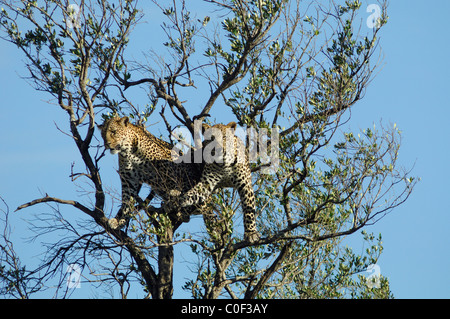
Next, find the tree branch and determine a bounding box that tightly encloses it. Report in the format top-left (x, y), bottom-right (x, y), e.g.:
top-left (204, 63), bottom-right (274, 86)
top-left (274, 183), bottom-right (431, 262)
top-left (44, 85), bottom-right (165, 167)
top-left (244, 241), bottom-right (293, 299)
top-left (15, 195), bottom-right (101, 220)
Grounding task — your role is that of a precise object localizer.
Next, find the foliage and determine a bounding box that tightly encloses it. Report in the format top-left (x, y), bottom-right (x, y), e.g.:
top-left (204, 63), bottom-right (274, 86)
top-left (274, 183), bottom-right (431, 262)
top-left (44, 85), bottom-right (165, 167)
top-left (0, 0), bottom-right (415, 299)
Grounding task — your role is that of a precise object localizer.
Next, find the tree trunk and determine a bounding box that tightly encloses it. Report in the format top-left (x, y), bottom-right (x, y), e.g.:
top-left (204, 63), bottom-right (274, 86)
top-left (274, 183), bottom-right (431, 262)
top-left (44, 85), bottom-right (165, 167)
top-left (156, 226), bottom-right (174, 299)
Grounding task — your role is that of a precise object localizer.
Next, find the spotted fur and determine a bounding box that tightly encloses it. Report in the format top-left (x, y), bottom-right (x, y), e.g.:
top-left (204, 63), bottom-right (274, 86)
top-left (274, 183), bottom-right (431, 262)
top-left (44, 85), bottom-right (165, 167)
top-left (98, 116), bottom-right (259, 243)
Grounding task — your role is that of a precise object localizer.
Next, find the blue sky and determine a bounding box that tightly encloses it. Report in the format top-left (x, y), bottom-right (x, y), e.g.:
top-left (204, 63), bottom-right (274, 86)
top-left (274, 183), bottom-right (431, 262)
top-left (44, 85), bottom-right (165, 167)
top-left (345, 1), bottom-right (450, 298)
top-left (1, 0), bottom-right (450, 298)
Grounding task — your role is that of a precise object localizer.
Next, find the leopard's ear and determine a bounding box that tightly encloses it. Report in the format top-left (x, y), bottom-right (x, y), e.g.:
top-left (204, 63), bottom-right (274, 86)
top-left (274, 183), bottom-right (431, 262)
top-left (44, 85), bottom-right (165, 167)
top-left (202, 123), bottom-right (210, 133)
top-left (227, 122), bottom-right (237, 129)
top-left (120, 116), bottom-right (130, 126)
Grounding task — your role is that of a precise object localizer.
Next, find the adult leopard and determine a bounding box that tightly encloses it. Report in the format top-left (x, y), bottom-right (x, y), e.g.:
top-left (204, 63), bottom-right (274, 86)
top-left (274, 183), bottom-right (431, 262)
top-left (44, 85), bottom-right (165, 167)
top-left (98, 116), bottom-right (259, 243)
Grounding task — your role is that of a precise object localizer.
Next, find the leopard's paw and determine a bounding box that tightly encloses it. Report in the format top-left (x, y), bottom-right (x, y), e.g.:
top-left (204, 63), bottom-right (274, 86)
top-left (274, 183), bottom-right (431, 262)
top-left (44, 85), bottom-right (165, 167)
top-left (108, 218), bottom-right (126, 230)
top-left (244, 231), bottom-right (260, 244)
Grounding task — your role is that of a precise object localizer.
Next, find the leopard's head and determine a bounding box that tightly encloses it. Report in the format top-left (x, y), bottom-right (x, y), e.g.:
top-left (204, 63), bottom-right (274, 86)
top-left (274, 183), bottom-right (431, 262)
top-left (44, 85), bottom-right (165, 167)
top-left (97, 116), bottom-right (132, 155)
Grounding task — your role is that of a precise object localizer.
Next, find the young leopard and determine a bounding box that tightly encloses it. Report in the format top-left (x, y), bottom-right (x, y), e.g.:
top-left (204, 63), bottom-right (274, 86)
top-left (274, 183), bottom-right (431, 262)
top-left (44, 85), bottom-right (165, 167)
top-left (98, 116), bottom-right (259, 243)
top-left (174, 122), bottom-right (259, 243)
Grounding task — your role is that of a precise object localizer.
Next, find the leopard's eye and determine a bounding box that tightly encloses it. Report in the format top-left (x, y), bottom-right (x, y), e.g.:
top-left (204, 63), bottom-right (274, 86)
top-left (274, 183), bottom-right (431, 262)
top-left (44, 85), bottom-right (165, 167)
top-left (110, 130), bottom-right (117, 135)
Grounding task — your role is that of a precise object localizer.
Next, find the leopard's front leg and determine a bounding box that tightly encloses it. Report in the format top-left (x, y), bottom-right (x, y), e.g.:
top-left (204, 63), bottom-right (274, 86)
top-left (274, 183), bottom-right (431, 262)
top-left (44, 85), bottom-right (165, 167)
top-left (109, 174), bottom-right (142, 230)
top-left (163, 167), bottom-right (222, 225)
top-left (178, 168), bottom-right (222, 210)
top-left (233, 164), bottom-right (260, 243)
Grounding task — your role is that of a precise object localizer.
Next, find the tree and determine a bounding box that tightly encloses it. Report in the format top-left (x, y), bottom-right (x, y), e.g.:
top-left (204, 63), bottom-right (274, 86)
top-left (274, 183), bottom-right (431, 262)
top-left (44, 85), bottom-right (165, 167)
top-left (0, 0), bottom-right (415, 299)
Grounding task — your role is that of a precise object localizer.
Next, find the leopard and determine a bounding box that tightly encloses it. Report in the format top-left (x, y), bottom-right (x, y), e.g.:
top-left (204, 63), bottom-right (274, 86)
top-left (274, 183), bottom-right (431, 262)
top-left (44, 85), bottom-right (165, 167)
top-left (175, 121), bottom-right (259, 243)
top-left (97, 115), bottom-right (259, 243)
